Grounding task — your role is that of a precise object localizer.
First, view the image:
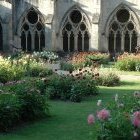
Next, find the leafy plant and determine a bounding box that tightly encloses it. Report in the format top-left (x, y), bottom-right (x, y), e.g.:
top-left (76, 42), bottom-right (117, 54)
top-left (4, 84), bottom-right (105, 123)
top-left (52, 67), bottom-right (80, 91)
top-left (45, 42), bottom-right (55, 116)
top-left (0, 93), bottom-right (21, 132)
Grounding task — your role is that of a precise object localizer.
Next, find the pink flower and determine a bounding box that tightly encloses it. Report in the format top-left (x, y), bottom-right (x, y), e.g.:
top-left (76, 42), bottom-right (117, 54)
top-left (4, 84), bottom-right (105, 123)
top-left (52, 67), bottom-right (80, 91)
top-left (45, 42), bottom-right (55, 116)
top-left (133, 118), bottom-right (140, 128)
top-left (97, 109), bottom-right (110, 121)
top-left (133, 111), bottom-right (140, 119)
top-left (132, 111), bottom-right (140, 128)
top-left (87, 114), bottom-right (95, 125)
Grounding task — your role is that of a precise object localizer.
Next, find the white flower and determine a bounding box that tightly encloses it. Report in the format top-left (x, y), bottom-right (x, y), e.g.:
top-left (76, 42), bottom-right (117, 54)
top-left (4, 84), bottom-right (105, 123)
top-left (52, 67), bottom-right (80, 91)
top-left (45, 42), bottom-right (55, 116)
top-left (134, 131), bottom-right (138, 137)
top-left (97, 100), bottom-right (102, 106)
top-left (115, 94), bottom-right (118, 102)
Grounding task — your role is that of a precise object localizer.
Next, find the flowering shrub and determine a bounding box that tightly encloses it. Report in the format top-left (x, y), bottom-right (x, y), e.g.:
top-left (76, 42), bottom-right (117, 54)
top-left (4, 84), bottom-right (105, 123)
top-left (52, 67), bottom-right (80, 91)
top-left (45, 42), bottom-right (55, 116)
top-left (60, 52), bottom-right (110, 71)
top-left (115, 53), bottom-right (140, 71)
top-left (0, 93), bottom-right (21, 132)
top-left (0, 79), bottom-right (49, 131)
top-left (97, 72), bottom-right (120, 86)
top-left (88, 93), bottom-right (140, 139)
top-left (0, 54), bottom-right (53, 83)
top-left (33, 51), bottom-right (58, 62)
top-left (46, 74), bottom-right (99, 102)
top-left (67, 67), bottom-right (120, 87)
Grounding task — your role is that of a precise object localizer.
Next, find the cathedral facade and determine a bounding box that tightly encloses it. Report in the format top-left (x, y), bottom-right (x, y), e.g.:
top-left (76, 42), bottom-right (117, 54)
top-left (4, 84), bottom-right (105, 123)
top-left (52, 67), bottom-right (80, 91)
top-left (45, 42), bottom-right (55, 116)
top-left (0, 0), bottom-right (140, 54)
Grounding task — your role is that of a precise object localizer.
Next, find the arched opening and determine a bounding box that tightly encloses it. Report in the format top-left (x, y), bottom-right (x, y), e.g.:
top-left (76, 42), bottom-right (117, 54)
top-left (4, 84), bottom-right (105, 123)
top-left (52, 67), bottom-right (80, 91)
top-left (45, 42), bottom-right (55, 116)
top-left (61, 8), bottom-right (90, 52)
top-left (70, 32), bottom-right (74, 52)
top-left (78, 32), bottom-right (82, 51)
top-left (21, 31), bottom-right (26, 51)
top-left (108, 8), bottom-right (138, 53)
top-left (20, 8), bottom-right (45, 52)
top-left (27, 32), bottom-right (31, 52)
top-left (63, 31), bottom-right (68, 52)
top-left (0, 23), bottom-right (3, 51)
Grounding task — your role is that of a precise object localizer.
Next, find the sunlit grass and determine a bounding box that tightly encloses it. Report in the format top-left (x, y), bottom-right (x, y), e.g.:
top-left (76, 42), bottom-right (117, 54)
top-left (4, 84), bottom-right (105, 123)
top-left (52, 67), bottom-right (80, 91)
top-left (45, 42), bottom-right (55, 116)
top-left (0, 79), bottom-right (139, 140)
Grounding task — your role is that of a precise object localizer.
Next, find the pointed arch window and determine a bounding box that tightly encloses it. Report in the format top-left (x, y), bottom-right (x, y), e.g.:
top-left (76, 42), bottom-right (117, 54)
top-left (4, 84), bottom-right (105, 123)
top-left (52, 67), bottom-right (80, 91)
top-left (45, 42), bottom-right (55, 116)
top-left (21, 8), bottom-right (45, 52)
top-left (0, 23), bottom-right (3, 51)
top-left (61, 9), bottom-right (90, 52)
top-left (108, 8), bottom-right (137, 54)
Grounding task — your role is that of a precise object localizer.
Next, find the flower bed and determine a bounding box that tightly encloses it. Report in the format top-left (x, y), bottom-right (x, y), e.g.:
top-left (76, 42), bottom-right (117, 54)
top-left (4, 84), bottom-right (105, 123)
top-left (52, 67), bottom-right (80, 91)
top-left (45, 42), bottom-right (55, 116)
top-left (115, 53), bottom-right (140, 71)
top-left (0, 78), bottom-right (49, 132)
top-left (88, 93), bottom-right (140, 139)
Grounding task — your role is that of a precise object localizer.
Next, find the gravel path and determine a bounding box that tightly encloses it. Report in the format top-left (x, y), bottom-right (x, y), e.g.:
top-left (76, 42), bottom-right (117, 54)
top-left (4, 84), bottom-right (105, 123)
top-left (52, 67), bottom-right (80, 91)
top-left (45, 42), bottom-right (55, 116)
top-left (119, 75), bottom-right (140, 81)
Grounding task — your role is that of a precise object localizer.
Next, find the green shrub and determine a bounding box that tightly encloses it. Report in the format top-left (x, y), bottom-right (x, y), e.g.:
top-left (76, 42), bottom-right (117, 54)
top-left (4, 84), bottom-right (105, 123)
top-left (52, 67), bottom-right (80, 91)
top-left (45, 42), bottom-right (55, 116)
top-left (115, 58), bottom-right (136, 71)
top-left (70, 78), bottom-right (98, 102)
top-left (46, 75), bottom-right (99, 102)
top-left (86, 54), bottom-right (110, 65)
top-left (97, 72), bottom-right (120, 86)
top-left (46, 75), bottom-right (73, 100)
top-left (60, 61), bottom-right (74, 72)
top-left (33, 51), bottom-right (58, 62)
top-left (89, 94), bottom-right (140, 140)
top-left (136, 61), bottom-right (140, 72)
top-left (0, 79), bottom-right (49, 131)
top-left (18, 88), bottom-right (49, 121)
top-left (115, 53), bottom-right (140, 71)
top-left (28, 63), bottom-right (53, 77)
top-left (9, 78), bottom-right (47, 95)
top-left (0, 93), bottom-right (21, 132)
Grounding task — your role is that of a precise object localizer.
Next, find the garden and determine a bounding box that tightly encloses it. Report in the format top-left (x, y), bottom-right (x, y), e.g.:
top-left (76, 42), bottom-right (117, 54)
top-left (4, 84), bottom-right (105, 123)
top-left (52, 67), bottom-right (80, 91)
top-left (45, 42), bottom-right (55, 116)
top-left (0, 51), bottom-right (140, 140)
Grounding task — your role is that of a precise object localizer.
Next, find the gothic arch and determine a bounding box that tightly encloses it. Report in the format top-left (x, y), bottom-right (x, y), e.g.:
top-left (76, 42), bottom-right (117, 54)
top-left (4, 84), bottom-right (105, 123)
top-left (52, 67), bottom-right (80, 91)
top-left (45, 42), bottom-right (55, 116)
top-left (105, 3), bottom-right (140, 54)
top-left (0, 21), bottom-right (3, 51)
top-left (60, 5), bottom-right (91, 52)
top-left (18, 7), bottom-right (45, 52)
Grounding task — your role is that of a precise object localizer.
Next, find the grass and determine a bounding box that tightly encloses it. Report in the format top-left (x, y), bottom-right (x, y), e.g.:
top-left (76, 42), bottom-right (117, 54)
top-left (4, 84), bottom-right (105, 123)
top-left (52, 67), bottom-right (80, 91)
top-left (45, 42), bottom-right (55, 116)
top-left (0, 80), bottom-right (140, 140)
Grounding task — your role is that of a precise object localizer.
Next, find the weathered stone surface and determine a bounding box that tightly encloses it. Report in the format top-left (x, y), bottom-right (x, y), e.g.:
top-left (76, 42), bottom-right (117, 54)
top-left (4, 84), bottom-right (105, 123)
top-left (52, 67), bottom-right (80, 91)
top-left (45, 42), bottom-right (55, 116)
top-left (0, 0), bottom-right (140, 53)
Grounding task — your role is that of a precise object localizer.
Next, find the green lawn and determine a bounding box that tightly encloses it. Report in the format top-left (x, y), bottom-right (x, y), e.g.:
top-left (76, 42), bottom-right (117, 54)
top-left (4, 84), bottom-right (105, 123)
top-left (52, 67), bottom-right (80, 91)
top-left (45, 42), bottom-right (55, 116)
top-left (0, 80), bottom-right (140, 140)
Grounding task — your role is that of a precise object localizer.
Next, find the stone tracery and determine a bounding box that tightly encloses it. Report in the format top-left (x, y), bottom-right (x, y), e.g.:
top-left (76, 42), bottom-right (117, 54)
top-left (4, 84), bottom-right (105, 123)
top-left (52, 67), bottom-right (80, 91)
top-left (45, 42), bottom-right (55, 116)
top-left (61, 8), bottom-right (90, 52)
top-left (108, 8), bottom-right (138, 54)
top-left (21, 8), bottom-right (45, 52)
top-left (0, 23), bottom-right (3, 51)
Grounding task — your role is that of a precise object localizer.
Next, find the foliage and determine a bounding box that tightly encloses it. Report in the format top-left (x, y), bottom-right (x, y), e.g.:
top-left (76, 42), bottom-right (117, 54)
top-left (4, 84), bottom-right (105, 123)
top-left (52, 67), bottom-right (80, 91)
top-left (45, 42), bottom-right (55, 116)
top-left (115, 53), bottom-right (140, 71)
top-left (86, 53), bottom-right (110, 65)
top-left (46, 74), bottom-right (99, 102)
top-left (28, 63), bottom-right (53, 77)
top-left (70, 78), bottom-right (98, 102)
top-left (46, 75), bottom-right (73, 100)
top-left (33, 51), bottom-right (58, 62)
top-left (60, 52), bottom-right (110, 71)
top-left (0, 93), bottom-right (21, 132)
top-left (88, 94), bottom-right (140, 140)
top-left (97, 72), bottom-right (120, 86)
top-left (0, 78), bottom-right (49, 131)
top-left (18, 88), bottom-right (49, 121)
top-left (60, 61), bottom-right (74, 72)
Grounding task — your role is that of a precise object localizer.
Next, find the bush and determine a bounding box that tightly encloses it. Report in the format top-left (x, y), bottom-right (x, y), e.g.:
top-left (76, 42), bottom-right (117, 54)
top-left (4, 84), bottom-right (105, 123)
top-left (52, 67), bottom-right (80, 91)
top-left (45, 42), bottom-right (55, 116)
top-left (136, 61), bottom-right (140, 72)
top-left (88, 94), bottom-right (140, 140)
top-left (70, 79), bottom-right (98, 102)
top-left (86, 53), bottom-right (110, 65)
top-left (46, 74), bottom-right (99, 102)
top-left (115, 53), bottom-right (140, 71)
top-left (0, 57), bottom-right (25, 83)
top-left (0, 93), bottom-right (21, 132)
top-left (18, 88), bottom-right (49, 121)
top-left (33, 51), bottom-right (58, 62)
top-left (97, 72), bottom-right (120, 86)
top-left (28, 63), bottom-right (53, 77)
top-left (7, 79), bottom-right (49, 119)
top-left (46, 75), bottom-right (73, 100)
top-left (60, 61), bottom-right (74, 72)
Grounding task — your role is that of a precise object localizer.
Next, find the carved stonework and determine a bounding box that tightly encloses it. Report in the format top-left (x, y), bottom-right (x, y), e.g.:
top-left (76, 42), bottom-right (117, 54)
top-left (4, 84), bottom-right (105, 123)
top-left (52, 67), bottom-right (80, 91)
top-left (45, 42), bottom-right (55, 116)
top-left (45, 14), bottom-right (53, 24)
top-left (92, 13), bottom-right (100, 24)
